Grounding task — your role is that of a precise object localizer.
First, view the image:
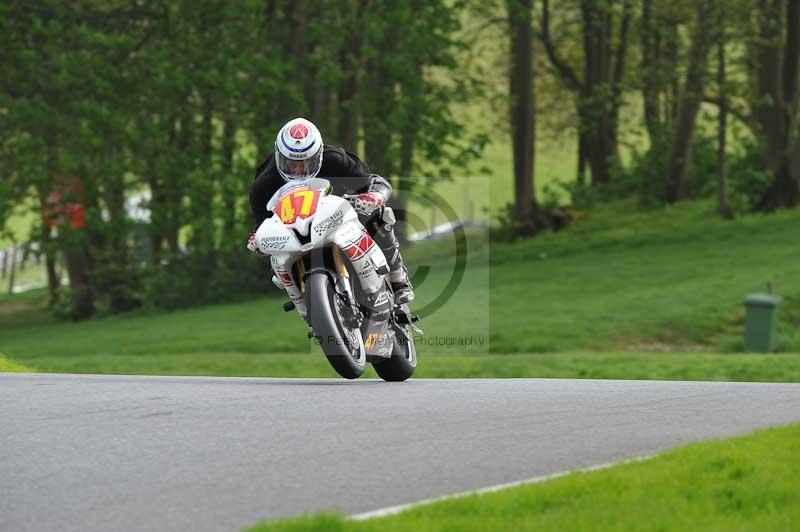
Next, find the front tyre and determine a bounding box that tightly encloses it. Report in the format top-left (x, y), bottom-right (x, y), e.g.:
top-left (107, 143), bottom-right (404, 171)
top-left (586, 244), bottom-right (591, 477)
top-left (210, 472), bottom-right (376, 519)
top-left (373, 303), bottom-right (417, 382)
top-left (306, 272), bottom-right (366, 379)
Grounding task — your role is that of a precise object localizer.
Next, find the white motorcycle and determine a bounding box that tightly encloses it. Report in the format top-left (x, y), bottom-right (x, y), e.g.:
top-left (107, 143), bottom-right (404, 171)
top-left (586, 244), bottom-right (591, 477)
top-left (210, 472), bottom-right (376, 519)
top-left (255, 177), bottom-right (419, 381)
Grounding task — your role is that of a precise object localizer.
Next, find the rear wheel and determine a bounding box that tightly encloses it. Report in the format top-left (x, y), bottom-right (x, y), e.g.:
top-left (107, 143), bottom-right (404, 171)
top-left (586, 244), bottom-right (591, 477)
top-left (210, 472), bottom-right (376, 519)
top-left (306, 272), bottom-right (366, 379)
top-left (373, 303), bottom-right (417, 382)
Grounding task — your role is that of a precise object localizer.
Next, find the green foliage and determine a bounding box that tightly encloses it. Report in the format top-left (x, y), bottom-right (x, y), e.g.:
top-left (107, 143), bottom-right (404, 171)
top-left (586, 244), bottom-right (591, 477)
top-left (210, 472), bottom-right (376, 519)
top-left (50, 286), bottom-right (82, 322)
top-left (250, 423), bottom-right (800, 531)
top-left (688, 134), bottom-right (721, 198)
top-left (90, 243), bottom-right (145, 314)
top-left (1, 0), bottom-right (478, 319)
top-left (727, 138), bottom-right (774, 213)
top-left (616, 126), bottom-right (720, 206)
top-left (560, 179), bottom-right (597, 210)
top-left (143, 250), bottom-right (274, 310)
top-left (0, 182), bottom-right (12, 236)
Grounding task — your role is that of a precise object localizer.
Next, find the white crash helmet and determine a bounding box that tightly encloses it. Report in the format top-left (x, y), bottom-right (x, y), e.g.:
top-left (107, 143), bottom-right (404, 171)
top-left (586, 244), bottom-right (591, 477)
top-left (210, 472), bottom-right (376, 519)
top-left (275, 117), bottom-right (324, 181)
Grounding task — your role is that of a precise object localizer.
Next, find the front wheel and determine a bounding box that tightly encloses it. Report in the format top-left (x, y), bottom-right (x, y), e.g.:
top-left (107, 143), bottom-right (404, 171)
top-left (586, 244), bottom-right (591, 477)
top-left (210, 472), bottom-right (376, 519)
top-left (373, 303), bottom-right (417, 382)
top-left (306, 272), bottom-right (366, 379)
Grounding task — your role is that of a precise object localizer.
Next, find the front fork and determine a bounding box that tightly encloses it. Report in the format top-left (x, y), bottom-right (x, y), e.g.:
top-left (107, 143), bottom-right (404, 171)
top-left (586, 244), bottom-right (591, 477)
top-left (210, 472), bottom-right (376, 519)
top-left (271, 232), bottom-right (390, 325)
top-left (270, 246), bottom-right (369, 324)
top-left (330, 247), bottom-right (362, 328)
top-left (271, 255), bottom-right (307, 321)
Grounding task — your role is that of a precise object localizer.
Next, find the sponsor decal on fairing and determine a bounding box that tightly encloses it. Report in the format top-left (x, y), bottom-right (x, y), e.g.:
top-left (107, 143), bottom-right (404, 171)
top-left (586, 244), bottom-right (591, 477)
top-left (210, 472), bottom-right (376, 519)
top-left (343, 231), bottom-right (376, 260)
top-left (261, 235), bottom-right (291, 249)
top-left (314, 210), bottom-right (344, 235)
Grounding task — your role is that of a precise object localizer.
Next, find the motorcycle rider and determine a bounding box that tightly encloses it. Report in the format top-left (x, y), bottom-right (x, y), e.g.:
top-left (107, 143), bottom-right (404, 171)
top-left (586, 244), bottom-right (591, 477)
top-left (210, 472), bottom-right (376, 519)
top-left (247, 117), bottom-right (415, 313)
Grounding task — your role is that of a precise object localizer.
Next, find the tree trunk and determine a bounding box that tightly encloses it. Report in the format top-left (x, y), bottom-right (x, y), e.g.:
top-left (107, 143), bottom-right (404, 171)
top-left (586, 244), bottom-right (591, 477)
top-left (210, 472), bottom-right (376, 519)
top-left (755, 0), bottom-right (800, 210)
top-left (581, 0), bottom-right (611, 185)
top-left (508, 0), bottom-right (546, 235)
top-left (337, 1), bottom-right (367, 150)
top-left (666, 19), bottom-right (681, 122)
top-left (337, 53), bottom-right (359, 149)
top-left (641, 0), bottom-right (661, 142)
top-left (7, 245), bottom-right (16, 295)
top-left (363, 21), bottom-right (396, 175)
top-left (609, 0), bottom-right (632, 153)
top-left (63, 242), bottom-right (94, 320)
top-left (44, 247), bottom-right (60, 305)
top-left (540, 0), bottom-right (628, 187)
top-left (190, 95), bottom-right (215, 254)
top-left (579, 0), bottom-right (629, 186)
top-left (399, 121), bottom-right (416, 179)
top-left (291, 0), bottom-right (313, 120)
top-left (665, 0), bottom-right (714, 204)
top-left (36, 187), bottom-right (61, 305)
top-left (147, 161), bottom-right (163, 266)
top-left (716, 19), bottom-right (733, 219)
top-left (399, 65), bottom-right (423, 178)
top-left (166, 109), bottom-right (192, 254)
top-left (104, 159), bottom-right (138, 313)
top-left (221, 114), bottom-right (237, 240)
top-left (577, 130), bottom-right (589, 186)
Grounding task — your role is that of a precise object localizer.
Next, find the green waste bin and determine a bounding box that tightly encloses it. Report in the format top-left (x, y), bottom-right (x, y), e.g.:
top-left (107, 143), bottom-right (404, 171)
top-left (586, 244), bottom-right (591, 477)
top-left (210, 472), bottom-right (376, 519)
top-left (744, 293), bottom-right (782, 353)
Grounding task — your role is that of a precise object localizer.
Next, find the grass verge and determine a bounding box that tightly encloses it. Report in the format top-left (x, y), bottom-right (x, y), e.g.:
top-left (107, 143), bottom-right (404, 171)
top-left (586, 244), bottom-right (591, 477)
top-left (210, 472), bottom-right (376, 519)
top-left (10, 352), bottom-right (800, 383)
top-left (0, 353), bottom-right (33, 372)
top-left (249, 423), bottom-right (800, 531)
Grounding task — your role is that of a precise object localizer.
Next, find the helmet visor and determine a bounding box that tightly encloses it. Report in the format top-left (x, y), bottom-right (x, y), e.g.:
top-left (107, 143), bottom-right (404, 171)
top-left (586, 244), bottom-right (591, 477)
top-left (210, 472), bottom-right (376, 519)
top-left (276, 150), bottom-right (322, 180)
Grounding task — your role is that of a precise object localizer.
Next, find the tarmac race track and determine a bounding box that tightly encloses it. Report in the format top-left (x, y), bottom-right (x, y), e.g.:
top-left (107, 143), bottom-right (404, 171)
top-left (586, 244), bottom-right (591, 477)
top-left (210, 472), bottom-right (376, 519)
top-left (3, 373), bottom-right (800, 531)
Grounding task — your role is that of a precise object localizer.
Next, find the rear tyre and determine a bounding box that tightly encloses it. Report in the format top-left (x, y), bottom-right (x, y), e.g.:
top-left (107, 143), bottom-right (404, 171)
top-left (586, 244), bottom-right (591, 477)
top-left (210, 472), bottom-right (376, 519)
top-left (373, 303), bottom-right (417, 382)
top-left (306, 272), bottom-right (366, 379)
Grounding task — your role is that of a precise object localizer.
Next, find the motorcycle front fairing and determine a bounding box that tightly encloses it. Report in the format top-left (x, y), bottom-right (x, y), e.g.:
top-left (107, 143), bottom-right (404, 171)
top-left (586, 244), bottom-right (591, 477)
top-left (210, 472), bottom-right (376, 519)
top-left (255, 178), bottom-right (395, 359)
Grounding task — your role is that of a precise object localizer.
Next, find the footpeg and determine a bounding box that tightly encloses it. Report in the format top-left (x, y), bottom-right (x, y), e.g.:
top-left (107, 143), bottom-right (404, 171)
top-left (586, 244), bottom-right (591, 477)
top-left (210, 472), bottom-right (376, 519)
top-left (394, 310), bottom-right (423, 334)
top-left (283, 301), bottom-right (295, 312)
top-left (394, 311), bottom-right (420, 324)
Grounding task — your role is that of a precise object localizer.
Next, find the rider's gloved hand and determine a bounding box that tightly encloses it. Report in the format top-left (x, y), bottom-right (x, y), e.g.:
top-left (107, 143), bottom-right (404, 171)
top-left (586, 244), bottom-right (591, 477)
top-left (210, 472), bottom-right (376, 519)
top-left (247, 232), bottom-right (265, 256)
top-left (351, 192), bottom-right (385, 216)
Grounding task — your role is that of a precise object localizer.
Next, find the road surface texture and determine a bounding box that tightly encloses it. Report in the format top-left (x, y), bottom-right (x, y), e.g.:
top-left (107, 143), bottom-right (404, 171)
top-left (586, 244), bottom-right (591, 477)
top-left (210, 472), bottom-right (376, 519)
top-left (3, 373), bottom-right (800, 531)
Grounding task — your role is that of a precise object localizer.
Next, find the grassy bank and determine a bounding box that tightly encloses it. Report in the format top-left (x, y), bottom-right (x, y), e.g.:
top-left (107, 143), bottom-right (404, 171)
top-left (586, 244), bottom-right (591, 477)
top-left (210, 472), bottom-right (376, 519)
top-left (1, 199), bottom-right (798, 379)
top-left (250, 423), bottom-right (800, 531)
top-left (488, 199), bottom-right (800, 353)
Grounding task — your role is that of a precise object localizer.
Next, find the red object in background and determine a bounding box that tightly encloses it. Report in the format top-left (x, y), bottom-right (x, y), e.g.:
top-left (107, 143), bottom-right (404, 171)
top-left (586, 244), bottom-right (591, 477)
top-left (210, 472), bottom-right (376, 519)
top-left (43, 176), bottom-right (86, 230)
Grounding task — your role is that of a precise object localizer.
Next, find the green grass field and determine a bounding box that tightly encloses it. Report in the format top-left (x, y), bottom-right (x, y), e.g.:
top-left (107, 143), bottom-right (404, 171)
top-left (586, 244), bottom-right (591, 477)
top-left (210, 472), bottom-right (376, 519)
top-left (489, 199), bottom-right (800, 353)
top-left (1, 197), bottom-right (798, 380)
top-left (248, 423), bottom-right (800, 531)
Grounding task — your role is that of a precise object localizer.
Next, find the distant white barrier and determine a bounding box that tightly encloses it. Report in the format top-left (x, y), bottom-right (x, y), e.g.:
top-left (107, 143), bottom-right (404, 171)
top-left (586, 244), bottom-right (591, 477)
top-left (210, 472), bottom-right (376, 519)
top-left (1, 243), bottom-right (45, 294)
